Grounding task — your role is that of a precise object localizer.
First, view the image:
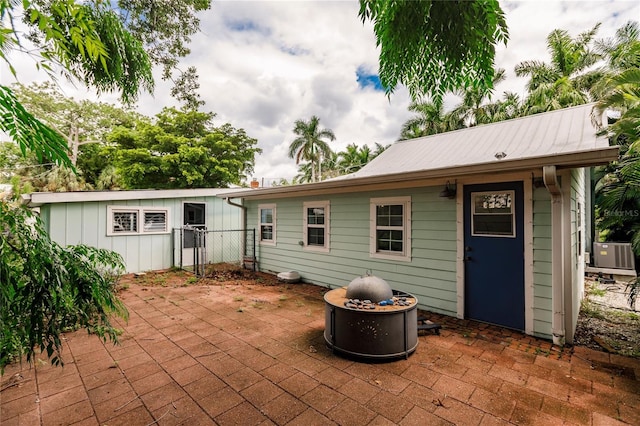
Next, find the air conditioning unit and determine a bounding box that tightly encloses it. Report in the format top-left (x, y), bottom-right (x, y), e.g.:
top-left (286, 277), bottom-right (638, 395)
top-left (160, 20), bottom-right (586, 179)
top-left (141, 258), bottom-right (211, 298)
top-left (593, 242), bottom-right (636, 270)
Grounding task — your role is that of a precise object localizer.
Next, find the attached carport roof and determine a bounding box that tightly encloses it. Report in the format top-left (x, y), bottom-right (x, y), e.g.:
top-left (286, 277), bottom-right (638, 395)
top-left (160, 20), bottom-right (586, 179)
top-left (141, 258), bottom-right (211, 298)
top-left (222, 104), bottom-right (619, 200)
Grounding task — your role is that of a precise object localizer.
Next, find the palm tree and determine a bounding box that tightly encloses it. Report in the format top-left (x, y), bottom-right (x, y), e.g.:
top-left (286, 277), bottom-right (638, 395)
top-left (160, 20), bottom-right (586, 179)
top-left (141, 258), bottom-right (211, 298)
top-left (371, 142), bottom-right (389, 158)
top-left (399, 100), bottom-right (461, 140)
top-left (478, 92), bottom-right (524, 123)
top-left (452, 68), bottom-right (509, 126)
top-left (336, 143), bottom-right (369, 174)
top-left (288, 116), bottom-right (336, 183)
top-left (594, 21), bottom-right (640, 73)
top-left (593, 57), bottom-right (640, 307)
top-left (592, 20), bottom-right (640, 100)
top-left (293, 161), bottom-right (313, 184)
top-left (515, 24), bottom-right (603, 114)
top-left (320, 151), bottom-right (341, 180)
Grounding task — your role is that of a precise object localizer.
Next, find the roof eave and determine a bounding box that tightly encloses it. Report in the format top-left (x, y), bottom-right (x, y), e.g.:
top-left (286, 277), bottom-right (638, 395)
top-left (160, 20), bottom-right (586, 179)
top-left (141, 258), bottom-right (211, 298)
top-left (24, 188), bottom-right (251, 207)
top-left (221, 146), bottom-right (619, 200)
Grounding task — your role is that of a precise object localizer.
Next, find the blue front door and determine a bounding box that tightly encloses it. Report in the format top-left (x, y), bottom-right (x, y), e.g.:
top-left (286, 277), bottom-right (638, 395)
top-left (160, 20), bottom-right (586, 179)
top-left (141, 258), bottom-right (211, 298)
top-left (464, 182), bottom-right (525, 330)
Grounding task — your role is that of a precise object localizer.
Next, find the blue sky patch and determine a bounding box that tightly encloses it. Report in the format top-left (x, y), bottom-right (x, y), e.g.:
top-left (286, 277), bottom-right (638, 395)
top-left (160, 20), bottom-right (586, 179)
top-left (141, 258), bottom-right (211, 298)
top-left (224, 19), bottom-right (271, 36)
top-left (279, 44), bottom-right (309, 56)
top-left (356, 66), bottom-right (384, 91)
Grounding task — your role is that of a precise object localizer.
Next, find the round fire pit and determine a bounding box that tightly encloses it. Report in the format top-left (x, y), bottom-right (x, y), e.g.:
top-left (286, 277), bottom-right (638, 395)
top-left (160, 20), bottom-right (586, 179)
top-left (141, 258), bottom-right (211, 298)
top-left (324, 283), bottom-right (418, 361)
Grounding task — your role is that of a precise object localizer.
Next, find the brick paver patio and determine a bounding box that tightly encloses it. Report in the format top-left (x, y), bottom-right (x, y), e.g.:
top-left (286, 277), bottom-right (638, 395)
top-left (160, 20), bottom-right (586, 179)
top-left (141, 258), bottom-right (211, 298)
top-left (2, 280), bottom-right (639, 425)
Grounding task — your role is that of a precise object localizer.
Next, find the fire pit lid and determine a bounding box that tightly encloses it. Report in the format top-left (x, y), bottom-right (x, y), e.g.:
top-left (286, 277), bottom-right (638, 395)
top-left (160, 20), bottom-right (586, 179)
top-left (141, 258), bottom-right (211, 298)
top-left (345, 273), bottom-right (393, 303)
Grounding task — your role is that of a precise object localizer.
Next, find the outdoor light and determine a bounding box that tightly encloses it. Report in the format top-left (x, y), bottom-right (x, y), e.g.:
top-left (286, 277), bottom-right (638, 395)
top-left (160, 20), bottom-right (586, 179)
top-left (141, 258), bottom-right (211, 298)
top-left (439, 181), bottom-right (456, 199)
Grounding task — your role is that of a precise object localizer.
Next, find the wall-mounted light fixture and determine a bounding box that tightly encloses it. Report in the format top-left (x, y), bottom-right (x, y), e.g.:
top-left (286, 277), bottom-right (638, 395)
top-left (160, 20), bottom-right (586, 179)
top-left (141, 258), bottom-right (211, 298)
top-left (532, 177), bottom-right (545, 188)
top-left (439, 181), bottom-right (456, 199)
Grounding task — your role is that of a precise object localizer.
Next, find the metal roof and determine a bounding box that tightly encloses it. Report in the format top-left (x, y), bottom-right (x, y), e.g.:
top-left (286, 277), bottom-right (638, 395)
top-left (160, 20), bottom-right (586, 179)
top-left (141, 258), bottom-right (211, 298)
top-left (338, 104), bottom-right (609, 178)
top-left (343, 103), bottom-right (610, 179)
top-left (223, 104), bottom-right (617, 200)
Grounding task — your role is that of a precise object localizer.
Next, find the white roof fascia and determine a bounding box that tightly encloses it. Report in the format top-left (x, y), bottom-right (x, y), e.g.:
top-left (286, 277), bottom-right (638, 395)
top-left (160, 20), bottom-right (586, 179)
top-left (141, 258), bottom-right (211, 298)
top-left (25, 187), bottom-right (252, 207)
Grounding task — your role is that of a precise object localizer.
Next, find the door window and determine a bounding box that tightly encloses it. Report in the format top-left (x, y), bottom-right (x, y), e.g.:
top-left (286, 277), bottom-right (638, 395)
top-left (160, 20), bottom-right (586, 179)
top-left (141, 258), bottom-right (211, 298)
top-left (183, 202), bottom-right (206, 248)
top-left (471, 191), bottom-right (515, 237)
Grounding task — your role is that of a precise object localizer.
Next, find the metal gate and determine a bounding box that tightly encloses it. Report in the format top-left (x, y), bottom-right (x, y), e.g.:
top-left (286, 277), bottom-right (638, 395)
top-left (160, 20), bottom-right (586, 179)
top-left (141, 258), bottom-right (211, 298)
top-left (173, 228), bottom-right (256, 276)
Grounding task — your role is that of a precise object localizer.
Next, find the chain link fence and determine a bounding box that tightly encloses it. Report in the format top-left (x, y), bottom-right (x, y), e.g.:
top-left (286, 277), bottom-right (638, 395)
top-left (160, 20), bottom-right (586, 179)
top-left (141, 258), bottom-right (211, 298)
top-left (173, 228), bottom-right (256, 277)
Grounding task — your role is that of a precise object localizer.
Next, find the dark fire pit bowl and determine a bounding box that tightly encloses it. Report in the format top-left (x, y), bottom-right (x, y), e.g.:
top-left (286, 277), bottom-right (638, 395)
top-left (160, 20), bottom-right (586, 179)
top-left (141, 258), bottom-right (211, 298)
top-left (324, 287), bottom-right (418, 361)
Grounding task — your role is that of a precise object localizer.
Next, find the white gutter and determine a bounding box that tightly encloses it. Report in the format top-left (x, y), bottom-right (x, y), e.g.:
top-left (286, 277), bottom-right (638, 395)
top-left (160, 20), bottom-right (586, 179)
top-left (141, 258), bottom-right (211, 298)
top-left (543, 165), bottom-right (565, 346)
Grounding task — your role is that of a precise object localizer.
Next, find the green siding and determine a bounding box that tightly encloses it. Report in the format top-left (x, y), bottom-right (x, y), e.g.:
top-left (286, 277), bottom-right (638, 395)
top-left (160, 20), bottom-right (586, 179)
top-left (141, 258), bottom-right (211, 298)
top-left (41, 196), bottom-right (241, 273)
top-left (569, 168), bottom-right (586, 341)
top-left (248, 178), bottom-right (581, 341)
top-left (249, 187), bottom-right (458, 316)
top-left (532, 186), bottom-right (552, 337)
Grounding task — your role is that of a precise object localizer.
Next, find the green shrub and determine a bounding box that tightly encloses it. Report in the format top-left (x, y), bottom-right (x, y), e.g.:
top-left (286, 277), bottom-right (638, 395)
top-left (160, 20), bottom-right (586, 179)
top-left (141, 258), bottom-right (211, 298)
top-left (0, 202), bottom-right (128, 372)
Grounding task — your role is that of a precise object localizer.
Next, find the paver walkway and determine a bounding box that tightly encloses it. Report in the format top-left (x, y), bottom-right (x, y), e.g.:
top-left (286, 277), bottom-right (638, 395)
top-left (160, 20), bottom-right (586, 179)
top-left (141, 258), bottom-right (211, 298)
top-left (2, 281), bottom-right (639, 425)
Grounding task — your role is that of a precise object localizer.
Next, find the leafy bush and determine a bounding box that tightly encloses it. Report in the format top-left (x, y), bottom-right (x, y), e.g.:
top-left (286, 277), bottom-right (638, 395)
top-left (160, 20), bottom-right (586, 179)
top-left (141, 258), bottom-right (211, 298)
top-left (0, 201), bottom-right (128, 372)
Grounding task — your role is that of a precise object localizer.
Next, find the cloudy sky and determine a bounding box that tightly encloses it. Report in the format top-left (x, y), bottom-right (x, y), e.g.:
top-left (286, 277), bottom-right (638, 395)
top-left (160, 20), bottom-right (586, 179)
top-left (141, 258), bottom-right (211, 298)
top-left (4, 0), bottom-right (639, 183)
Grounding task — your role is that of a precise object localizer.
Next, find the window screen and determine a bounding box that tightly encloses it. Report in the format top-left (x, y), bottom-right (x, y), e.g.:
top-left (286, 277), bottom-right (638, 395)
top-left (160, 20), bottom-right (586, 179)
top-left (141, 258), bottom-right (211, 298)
top-left (113, 211), bottom-right (138, 233)
top-left (107, 206), bottom-right (170, 236)
top-left (144, 211), bottom-right (167, 232)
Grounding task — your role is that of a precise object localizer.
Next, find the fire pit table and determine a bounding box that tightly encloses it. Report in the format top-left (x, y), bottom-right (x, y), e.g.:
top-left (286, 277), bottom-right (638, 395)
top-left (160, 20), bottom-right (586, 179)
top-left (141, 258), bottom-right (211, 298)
top-left (324, 275), bottom-right (418, 360)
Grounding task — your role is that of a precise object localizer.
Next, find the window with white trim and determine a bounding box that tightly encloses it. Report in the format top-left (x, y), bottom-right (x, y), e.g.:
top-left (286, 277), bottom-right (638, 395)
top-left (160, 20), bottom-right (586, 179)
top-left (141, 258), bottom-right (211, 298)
top-left (258, 204), bottom-right (276, 245)
top-left (471, 191), bottom-right (515, 237)
top-left (370, 196), bottom-right (411, 261)
top-left (107, 206), bottom-right (170, 236)
top-left (303, 201), bottom-right (329, 252)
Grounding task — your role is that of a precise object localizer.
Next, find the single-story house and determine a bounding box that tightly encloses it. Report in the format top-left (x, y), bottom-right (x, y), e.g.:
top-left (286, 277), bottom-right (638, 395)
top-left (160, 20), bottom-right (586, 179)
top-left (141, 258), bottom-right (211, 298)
top-left (22, 188), bottom-right (245, 273)
top-left (220, 104), bottom-right (618, 345)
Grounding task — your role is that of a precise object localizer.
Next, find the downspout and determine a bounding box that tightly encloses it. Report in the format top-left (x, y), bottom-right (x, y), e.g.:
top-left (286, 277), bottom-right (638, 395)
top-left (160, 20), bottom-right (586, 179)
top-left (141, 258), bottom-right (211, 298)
top-left (543, 165), bottom-right (565, 346)
top-left (225, 197), bottom-right (246, 228)
top-left (225, 197), bottom-right (249, 264)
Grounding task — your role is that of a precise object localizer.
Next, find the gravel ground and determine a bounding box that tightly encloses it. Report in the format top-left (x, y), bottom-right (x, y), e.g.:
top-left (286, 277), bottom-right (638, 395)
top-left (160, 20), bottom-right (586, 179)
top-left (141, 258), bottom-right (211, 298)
top-left (573, 276), bottom-right (640, 357)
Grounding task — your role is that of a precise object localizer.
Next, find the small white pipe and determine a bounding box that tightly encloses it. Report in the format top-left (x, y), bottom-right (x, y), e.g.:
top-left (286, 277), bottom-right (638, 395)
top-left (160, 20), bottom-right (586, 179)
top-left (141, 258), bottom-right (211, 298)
top-left (543, 165), bottom-right (565, 346)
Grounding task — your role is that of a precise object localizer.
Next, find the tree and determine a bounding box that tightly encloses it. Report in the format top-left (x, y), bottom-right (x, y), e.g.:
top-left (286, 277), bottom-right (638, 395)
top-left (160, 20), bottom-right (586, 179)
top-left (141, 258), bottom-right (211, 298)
top-left (592, 71), bottom-right (640, 236)
top-left (0, 203), bottom-right (127, 370)
top-left (515, 24), bottom-right (603, 114)
top-left (25, 0), bottom-right (212, 108)
top-left (1, 1), bottom-right (153, 168)
top-left (594, 21), bottom-right (640, 73)
top-left (478, 92), bottom-right (524, 124)
top-left (5, 83), bottom-right (139, 191)
top-left (293, 161), bottom-right (314, 184)
top-left (13, 82), bottom-right (141, 166)
top-left (288, 116), bottom-right (336, 183)
top-left (111, 108), bottom-right (261, 189)
top-left (399, 100), bottom-right (462, 140)
top-left (0, 0), bottom-right (206, 371)
top-left (8, 82), bottom-right (142, 191)
top-left (592, 27), bottom-right (640, 307)
top-left (452, 68), bottom-right (511, 126)
top-left (336, 143), bottom-right (388, 174)
top-left (111, 0), bottom-right (211, 107)
top-left (359, 0), bottom-right (509, 103)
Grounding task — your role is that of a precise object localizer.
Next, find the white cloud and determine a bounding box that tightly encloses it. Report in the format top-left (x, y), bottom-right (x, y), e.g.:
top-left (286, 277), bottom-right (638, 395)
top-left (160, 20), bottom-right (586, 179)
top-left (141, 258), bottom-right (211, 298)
top-left (3, 0), bottom-right (639, 183)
